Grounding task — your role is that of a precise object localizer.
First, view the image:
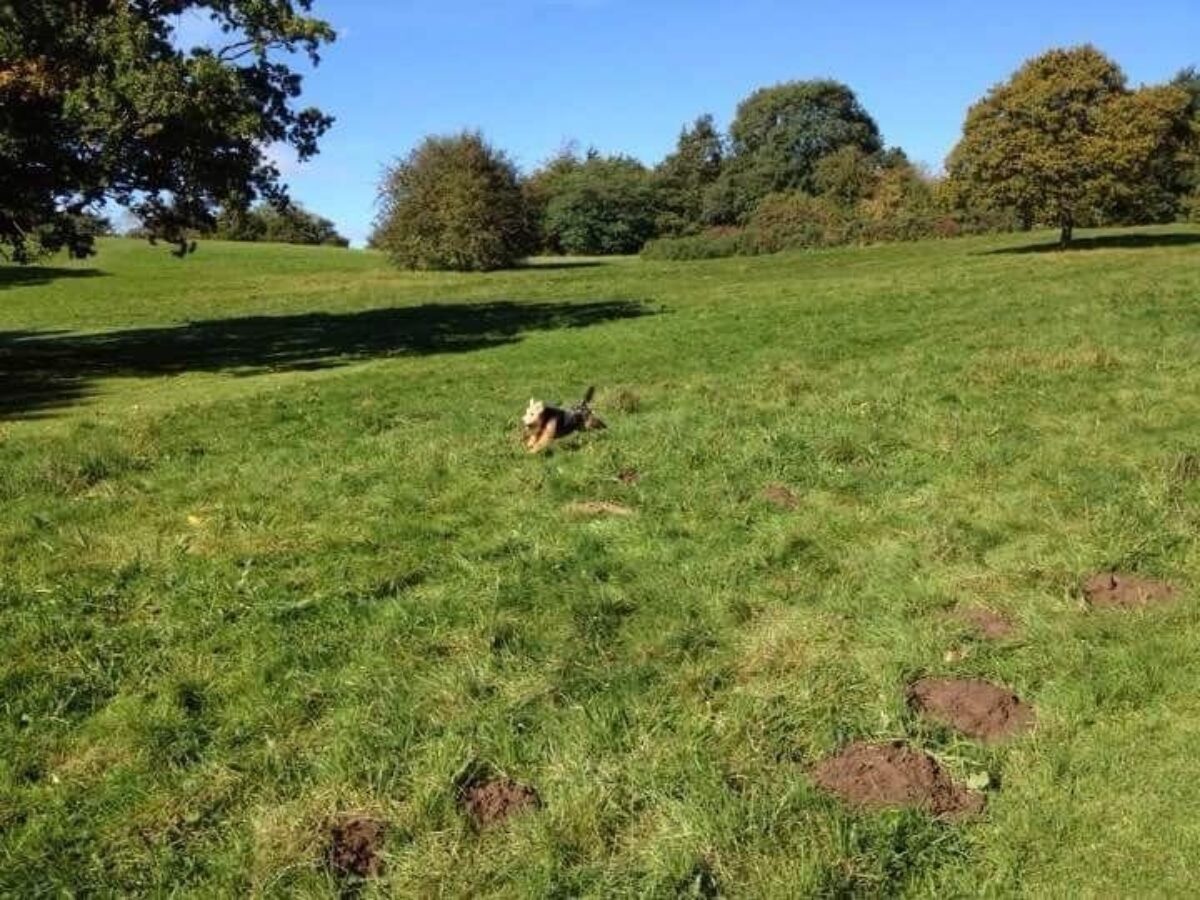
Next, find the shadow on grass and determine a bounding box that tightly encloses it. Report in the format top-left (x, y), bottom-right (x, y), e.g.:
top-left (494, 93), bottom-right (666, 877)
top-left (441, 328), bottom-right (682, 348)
top-left (989, 232), bottom-right (1200, 255)
top-left (0, 298), bottom-right (652, 420)
top-left (517, 259), bottom-right (608, 271)
top-left (0, 267), bottom-right (108, 289)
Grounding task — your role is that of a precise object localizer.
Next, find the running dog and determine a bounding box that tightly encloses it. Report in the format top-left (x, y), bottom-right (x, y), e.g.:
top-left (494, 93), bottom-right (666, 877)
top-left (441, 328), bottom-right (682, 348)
top-left (521, 386), bottom-right (606, 453)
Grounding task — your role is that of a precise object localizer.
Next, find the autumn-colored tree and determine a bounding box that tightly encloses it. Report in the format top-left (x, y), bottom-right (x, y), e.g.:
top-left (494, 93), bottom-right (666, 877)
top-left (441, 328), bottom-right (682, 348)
top-left (812, 146), bottom-right (879, 208)
top-left (374, 132), bottom-right (532, 271)
top-left (947, 46), bottom-right (1193, 245)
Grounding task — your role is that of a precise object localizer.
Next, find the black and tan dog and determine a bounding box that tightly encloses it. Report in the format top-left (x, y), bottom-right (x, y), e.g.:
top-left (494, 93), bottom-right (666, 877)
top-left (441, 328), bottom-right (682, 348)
top-left (522, 386), bottom-right (606, 452)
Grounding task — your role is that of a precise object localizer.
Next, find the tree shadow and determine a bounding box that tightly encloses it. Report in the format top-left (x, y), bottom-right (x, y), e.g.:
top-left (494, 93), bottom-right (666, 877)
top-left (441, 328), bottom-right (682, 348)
top-left (0, 267), bottom-right (108, 289)
top-left (988, 232), bottom-right (1200, 255)
top-left (0, 298), bottom-right (652, 420)
top-left (516, 259), bottom-right (608, 271)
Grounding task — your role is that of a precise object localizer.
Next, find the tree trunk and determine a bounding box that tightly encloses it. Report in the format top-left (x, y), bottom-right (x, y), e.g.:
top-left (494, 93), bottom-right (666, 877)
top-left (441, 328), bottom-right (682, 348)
top-left (1059, 215), bottom-right (1073, 247)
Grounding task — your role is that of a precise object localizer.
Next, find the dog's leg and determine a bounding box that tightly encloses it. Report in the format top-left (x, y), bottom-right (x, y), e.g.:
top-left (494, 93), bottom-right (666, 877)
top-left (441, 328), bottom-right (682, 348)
top-left (529, 418), bottom-right (557, 453)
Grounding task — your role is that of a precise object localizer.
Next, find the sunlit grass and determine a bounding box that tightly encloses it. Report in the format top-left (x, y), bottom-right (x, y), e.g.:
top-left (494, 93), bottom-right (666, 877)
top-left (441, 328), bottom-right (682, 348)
top-left (2, 227), bottom-right (1200, 894)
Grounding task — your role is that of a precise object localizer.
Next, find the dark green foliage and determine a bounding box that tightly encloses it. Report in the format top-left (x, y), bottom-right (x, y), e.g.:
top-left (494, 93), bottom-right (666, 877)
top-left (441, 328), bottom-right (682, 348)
top-left (653, 115), bottom-right (725, 237)
top-left (75, 212), bottom-right (114, 238)
top-left (521, 146), bottom-right (584, 249)
top-left (705, 81), bottom-right (883, 224)
top-left (1170, 67), bottom-right (1200, 220)
top-left (647, 151), bottom-right (960, 259)
top-left (0, 1), bottom-right (335, 262)
top-left (374, 132), bottom-right (532, 271)
top-left (537, 152), bottom-right (660, 255)
top-left (212, 203), bottom-right (349, 247)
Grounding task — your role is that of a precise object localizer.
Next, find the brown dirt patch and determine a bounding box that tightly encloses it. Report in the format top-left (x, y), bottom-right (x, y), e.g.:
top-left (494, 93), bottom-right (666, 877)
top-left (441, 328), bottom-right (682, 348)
top-left (1083, 572), bottom-right (1178, 609)
top-left (955, 605), bottom-right (1015, 640)
top-left (564, 500), bottom-right (634, 517)
top-left (326, 815), bottom-right (385, 879)
top-left (616, 467), bottom-right (640, 484)
top-left (908, 677), bottom-right (1034, 742)
top-left (812, 740), bottom-right (984, 820)
top-left (762, 483), bottom-right (799, 509)
top-left (460, 778), bottom-right (541, 829)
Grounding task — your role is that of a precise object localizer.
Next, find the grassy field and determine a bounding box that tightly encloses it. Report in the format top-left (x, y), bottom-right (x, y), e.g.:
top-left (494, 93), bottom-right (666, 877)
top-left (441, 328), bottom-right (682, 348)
top-left (3, 228), bottom-right (1200, 896)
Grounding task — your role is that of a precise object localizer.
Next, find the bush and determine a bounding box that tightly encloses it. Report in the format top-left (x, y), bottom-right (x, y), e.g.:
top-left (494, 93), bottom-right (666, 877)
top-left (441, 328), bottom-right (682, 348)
top-left (640, 228), bottom-right (742, 260)
top-left (538, 154), bottom-right (659, 255)
top-left (374, 132), bottom-right (531, 271)
top-left (740, 192), bottom-right (855, 254)
top-left (212, 202), bottom-right (349, 247)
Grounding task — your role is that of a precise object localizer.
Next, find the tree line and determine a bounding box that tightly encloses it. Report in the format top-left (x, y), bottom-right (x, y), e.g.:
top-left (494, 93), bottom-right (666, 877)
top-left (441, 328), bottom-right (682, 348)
top-left (372, 46), bottom-right (1199, 269)
top-left (1, 4), bottom-right (1196, 267)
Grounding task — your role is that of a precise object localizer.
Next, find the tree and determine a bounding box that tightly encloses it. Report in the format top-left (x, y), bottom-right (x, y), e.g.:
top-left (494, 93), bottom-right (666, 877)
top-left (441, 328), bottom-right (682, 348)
top-left (813, 146), bottom-right (879, 208)
top-left (212, 202), bottom-right (348, 246)
top-left (538, 153), bottom-right (660, 255)
top-left (705, 80), bottom-right (883, 224)
top-left (0, 1), bottom-right (334, 262)
top-left (653, 115), bottom-right (725, 236)
top-left (1169, 66), bottom-right (1200, 219)
top-left (374, 132), bottom-right (532, 271)
top-left (521, 143), bottom-right (587, 251)
top-left (857, 158), bottom-right (938, 241)
top-left (947, 46), bottom-right (1193, 245)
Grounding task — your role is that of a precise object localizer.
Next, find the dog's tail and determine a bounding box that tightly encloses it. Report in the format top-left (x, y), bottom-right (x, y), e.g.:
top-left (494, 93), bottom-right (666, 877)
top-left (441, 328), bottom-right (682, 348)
top-left (580, 386), bottom-right (596, 405)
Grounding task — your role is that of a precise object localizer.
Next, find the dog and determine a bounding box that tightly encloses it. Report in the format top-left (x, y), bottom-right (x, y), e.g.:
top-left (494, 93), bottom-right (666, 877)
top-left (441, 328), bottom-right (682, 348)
top-left (522, 386), bottom-right (606, 453)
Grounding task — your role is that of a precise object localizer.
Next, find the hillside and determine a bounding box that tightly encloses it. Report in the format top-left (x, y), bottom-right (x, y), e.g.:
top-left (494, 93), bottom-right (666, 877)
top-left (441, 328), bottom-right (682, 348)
top-left (3, 229), bottom-right (1200, 894)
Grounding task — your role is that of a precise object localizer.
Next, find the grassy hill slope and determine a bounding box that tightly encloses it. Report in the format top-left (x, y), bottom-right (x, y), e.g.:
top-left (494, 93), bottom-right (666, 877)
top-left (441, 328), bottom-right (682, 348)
top-left (3, 229), bottom-right (1200, 895)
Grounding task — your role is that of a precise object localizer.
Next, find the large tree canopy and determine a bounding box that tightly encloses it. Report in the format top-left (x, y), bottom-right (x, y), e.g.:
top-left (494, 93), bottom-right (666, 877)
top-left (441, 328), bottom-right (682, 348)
top-left (704, 80), bottom-right (882, 224)
top-left (536, 151), bottom-right (659, 255)
top-left (947, 46), bottom-right (1193, 244)
top-left (0, 0), bottom-right (335, 261)
top-left (374, 132), bottom-right (532, 271)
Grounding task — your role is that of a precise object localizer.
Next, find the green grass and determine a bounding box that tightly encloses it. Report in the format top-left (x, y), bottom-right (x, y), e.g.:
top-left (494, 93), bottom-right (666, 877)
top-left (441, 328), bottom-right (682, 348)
top-left (3, 228), bottom-right (1200, 895)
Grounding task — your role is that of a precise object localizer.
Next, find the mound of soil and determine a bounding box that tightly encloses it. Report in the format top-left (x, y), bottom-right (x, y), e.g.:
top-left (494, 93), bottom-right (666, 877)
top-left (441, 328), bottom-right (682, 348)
top-left (326, 815), bottom-right (385, 879)
top-left (460, 778), bottom-right (541, 829)
top-left (564, 501), bottom-right (634, 517)
top-left (762, 483), bottom-right (799, 510)
top-left (1083, 572), bottom-right (1177, 609)
top-left (812, 740), bottom-right (984, 820)
top-left (956, 605), bottom-right (1015, 640)
top-left (908, 677), bottom-right (1034, 742)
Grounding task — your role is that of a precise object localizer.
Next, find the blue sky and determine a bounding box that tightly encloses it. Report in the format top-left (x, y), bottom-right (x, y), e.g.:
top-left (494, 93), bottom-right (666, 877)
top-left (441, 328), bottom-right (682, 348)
top-left (185, 1), bottom-right (1199, 246)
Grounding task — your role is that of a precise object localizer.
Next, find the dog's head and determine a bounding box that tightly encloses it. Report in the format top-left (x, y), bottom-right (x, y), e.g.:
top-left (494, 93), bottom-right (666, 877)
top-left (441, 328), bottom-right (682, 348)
top-left (522, 398), bottom-right (545, 428)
